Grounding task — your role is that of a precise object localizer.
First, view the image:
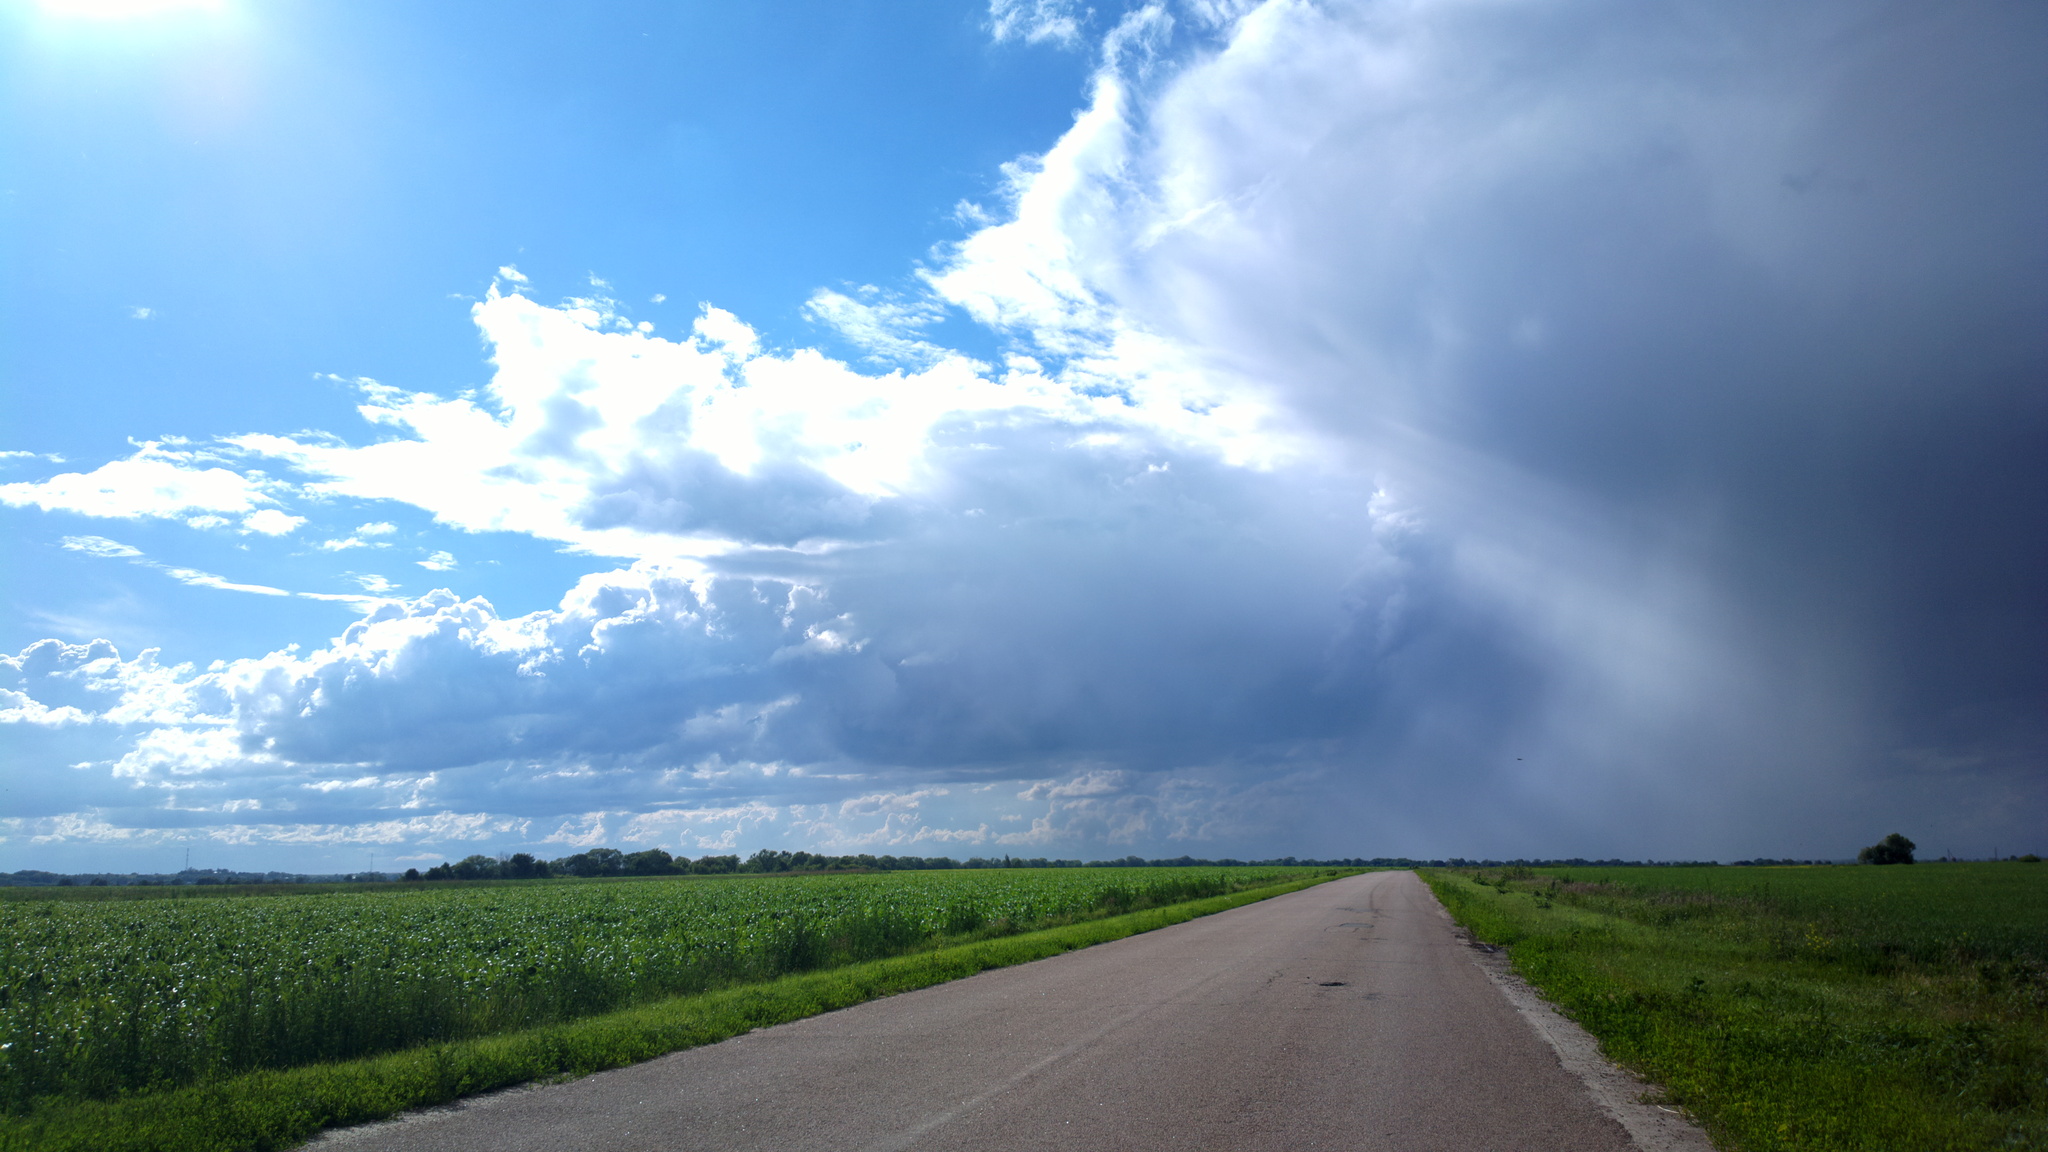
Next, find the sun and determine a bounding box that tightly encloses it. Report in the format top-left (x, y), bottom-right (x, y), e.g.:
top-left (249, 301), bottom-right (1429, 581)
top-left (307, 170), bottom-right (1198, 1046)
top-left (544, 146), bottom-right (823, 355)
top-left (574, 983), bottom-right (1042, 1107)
top-left (35, 0), bottom-right (224, 17)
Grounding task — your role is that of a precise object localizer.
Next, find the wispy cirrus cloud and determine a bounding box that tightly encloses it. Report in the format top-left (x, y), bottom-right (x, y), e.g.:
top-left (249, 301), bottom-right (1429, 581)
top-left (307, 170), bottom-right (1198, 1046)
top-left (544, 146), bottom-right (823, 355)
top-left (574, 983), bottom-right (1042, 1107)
top-left (801, 286), bottom-right (953, 368)
top-left (319, 522), bottom-right (398, 551)
top-left (60, 535), bottom-right (142, 559)
top-left (988, 0), bottom-right (1088, 47)
top-left (55, 534), bottom-right (389, 608)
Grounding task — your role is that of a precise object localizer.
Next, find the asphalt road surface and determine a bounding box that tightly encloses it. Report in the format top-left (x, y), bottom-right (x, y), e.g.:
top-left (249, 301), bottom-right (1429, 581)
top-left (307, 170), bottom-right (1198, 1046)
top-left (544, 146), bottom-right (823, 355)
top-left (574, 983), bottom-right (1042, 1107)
top-left (318, 871), bottom-right (1642, 1151)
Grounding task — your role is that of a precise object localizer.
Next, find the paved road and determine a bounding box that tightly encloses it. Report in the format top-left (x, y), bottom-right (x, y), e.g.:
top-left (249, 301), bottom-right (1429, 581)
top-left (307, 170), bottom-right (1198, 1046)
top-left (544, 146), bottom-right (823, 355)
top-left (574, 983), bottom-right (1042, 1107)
top-left (318, 872), bottom-right (1638, 1151)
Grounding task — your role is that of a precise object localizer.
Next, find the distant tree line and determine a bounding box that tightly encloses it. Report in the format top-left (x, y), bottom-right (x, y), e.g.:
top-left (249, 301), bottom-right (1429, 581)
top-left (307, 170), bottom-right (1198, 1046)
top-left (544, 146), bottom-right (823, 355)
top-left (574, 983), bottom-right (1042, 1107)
top-left (0, 867), bottom-right (385, 888)
top-left (1439, 858), bottom-right (1781, 868)
top-left (8, 846), bottom-right (2039, 888)
top-left (400, 850), bottom-right (1395, 881)
top-left (390, 851), bottom-right (1865, 881)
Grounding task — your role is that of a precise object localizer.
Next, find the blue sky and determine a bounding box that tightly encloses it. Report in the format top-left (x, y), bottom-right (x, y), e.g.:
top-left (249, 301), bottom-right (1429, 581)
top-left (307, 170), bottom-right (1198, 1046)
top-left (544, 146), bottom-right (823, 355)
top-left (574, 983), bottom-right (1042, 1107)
top-left (3, 0), bottom-right (1089, 656)
top-left (3, 0), bottom-right (2044, 873)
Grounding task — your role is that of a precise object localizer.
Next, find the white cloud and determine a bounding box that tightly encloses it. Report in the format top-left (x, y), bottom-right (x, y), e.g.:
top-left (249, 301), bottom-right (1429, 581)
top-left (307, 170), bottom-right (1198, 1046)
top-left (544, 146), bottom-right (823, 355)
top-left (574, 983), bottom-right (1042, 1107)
top-left (295, 591), bottom-right (393, 609)
top-left (2, 638), bottom-right (206, 730)
top-left (130, 306), bottom-right (153, 319)
top-left (240, 509), bottom-right (306, 536)
top-left (802, 286), bottom-right (951, 366)
top-left (55, 532), bottom-right (390, 607)
top-left (416, 550), bottom-right (457, 571)
top-left (0, 688), bottom-right (95, 726)
top-left (319, 524), bottom-right (395, 551)
top-left (691, 304), bottom-right (759, 360)
top-left (988, 0), bottom-right (1086, 47)
top-left (0, 809), bottom-right (529, 850)
top-left (354, 574), bottom-right (397, 593)
top-left (60, 535), bottom-right (142, 558)
top-left (0, 442), bottom-right (281, 522)
top-left (222, 272), bottom-right (1284, 566)
top-left (160, 567), bottom-right (291, 597)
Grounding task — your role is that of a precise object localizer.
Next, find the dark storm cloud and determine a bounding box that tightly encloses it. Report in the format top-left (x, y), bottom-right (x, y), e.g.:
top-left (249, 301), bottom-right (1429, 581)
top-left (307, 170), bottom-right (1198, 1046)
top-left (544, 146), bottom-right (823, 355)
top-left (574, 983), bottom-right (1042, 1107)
top-left (930, 0), bottom-right (2048, 853)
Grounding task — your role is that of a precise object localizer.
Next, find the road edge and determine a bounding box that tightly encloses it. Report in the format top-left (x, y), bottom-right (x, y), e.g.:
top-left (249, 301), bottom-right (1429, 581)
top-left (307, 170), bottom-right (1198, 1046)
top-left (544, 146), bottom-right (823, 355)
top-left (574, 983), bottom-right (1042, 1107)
top-left (302, 873), bottom-right (1348, 1149)
top-left (1424, 885), bottom-right (1719, 1152)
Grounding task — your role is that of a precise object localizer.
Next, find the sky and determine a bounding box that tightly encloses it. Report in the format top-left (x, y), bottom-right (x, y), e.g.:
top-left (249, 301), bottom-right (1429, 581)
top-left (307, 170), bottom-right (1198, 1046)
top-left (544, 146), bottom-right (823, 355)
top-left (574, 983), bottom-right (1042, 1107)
top-left (2, 0), bottom-right (2043, 874)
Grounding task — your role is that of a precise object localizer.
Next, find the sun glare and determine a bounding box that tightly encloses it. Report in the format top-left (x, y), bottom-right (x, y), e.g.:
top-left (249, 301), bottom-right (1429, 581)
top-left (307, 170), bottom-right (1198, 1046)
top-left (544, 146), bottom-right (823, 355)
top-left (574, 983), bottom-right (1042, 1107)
top-left (36, 0), bottom-right (224, 17)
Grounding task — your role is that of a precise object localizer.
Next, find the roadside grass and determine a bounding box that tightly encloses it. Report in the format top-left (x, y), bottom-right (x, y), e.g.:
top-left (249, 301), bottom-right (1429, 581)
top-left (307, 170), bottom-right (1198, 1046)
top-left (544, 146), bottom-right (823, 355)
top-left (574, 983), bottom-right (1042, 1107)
top-left (0, 872), bottom-right (1344, 1152)
top-left (1421, 863), bottom-right (2048, 1152)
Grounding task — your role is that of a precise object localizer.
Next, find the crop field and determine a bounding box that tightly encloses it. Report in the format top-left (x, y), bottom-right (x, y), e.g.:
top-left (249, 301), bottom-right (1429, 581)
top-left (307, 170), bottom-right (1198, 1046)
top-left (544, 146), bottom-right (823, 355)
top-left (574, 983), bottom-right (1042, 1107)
top-left (1425, 862), bottom-right (2048, 1152)
top-left (0, 866), bottom-right (1304, 1118)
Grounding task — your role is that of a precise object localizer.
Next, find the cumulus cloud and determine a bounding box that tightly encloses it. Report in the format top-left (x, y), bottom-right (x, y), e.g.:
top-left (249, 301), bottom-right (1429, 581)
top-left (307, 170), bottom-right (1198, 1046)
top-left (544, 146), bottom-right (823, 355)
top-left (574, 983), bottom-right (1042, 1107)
top-left (224, 278), bottom-right (1277, 564)
top-left (2, 639), bottom-right (202, 729)
top-left (0, 690), bottom-right (95, 727)
top-left (239, 509), bottom-right (305, 536)
top-left (2, 575), bottom-right (856, 830)
top-left (4, 0), bottom-right (2042, 864)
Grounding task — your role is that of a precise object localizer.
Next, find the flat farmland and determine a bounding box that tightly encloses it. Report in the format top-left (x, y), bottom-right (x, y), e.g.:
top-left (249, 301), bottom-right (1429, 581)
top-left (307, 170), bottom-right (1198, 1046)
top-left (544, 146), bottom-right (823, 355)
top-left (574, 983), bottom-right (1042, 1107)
top-left (1426, 862), bottom-right (2048, 1151)
top-left (1, 867), bottom-right (1308, 1119)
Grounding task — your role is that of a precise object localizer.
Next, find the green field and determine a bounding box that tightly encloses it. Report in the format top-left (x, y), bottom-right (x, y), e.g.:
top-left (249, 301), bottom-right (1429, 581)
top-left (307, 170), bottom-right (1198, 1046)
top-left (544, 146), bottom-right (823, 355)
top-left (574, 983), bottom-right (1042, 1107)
top-left (1, 865), bottom-right (1328, 1148)
top-left (1423, 863), bottom-right (2048, 1152)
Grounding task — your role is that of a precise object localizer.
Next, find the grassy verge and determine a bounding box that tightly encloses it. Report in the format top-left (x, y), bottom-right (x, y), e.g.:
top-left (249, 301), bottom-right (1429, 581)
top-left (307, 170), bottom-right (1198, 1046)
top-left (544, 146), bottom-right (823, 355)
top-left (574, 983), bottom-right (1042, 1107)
top-left (0, 873), bottom-right (1342, 1152)
top-left (1421, 865), bottom-right (2048, 1152)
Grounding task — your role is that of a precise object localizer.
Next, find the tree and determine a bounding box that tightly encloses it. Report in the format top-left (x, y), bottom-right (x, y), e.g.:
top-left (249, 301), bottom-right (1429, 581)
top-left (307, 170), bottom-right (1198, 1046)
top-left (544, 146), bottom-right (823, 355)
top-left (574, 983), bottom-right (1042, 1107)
top-left (402, 867), bottom-right (422, 881)
top-left (624, 848), bottom-right (674, 876)
top-left (1858, 832), bottom-right (1916, 865)
top-left (505, 852), bottom-right (548, 879)
top-left (553, 848), bottom-right (626, 878)
top-left (451, 854), bottom-right (501, 881)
